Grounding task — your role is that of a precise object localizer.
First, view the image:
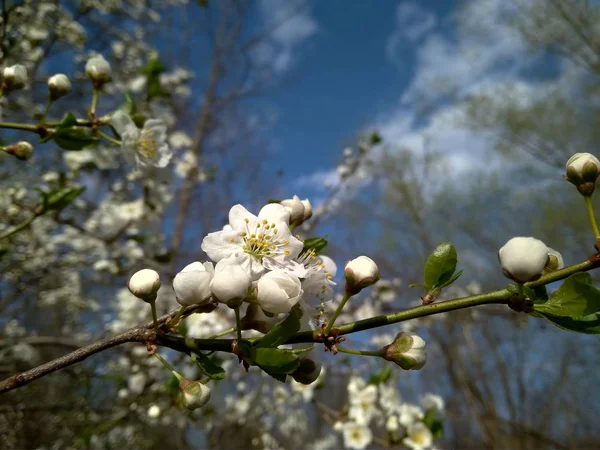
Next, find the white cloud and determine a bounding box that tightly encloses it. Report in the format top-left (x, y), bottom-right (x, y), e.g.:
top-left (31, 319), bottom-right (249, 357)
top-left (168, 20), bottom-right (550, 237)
top-left (255, 0), bottom-right (318, 74)
top-left (386, 2), bottom-right (437, 68)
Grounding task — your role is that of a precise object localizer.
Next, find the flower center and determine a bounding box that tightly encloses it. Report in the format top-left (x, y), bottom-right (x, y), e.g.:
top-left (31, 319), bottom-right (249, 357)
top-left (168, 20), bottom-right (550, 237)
top-left (239, 218), bottom-right (288, 260)
top-left (350, 429), bottom-right (363, 441)
top-left (137, 133), bottom-right (157, 159)
top-left (413, 430), bottom-right (428, 445)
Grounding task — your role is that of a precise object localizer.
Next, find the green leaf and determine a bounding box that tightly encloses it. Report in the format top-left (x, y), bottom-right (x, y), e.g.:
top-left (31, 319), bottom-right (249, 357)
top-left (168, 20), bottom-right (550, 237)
top-left (45, 186), bottom-right (85, 211)
top-left (191, 352), bottom-right (225, 380)
top-left (436, 269), bottom-right (463, 289)
top-left (423, 409), bottom-right (444, 438)
top-left (369, 131), bottom-right (382, 145)
top-left (368, 365), bottom-right (392, 385)
top-left (56, 112), bottom-right (78, 129)
top-left (250, 348), bottom-right (300, 374)
top-left (424, 242), bottom-right (458, 291)
top-left (534, 273), bottom-right (600, 334)
top-left (141, 55), bottom-right (169, 100)
top-left (165, 374), bottom-right (180, 397)
top-left (255, 304), bottom-right (303, 348)
top-left (302, 236), bottom-right (328, 256)
top-left (408, 283), bottom-right (426, 289)
top-left (51, 128), bottom-right (99, 150)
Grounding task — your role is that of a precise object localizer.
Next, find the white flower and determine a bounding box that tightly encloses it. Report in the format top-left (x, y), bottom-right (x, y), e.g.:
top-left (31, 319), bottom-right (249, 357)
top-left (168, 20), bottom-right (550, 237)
top-left (210, 255), bottom-right (251, 308)
top-left (147, 404), bottom-right (161, 418)
top-left (344, 256), bottom-right (380, 293)
top-left (257, 271), bottom-right (303, 314)
top-left (281, 195), bottom-right (306, 226)
top-left (565, 152), bottom-right (600, 195)
top-left (173, 262), bottom-right (214, 306)
top-left (85, 54), bottom-right (111, 84)
top-left (111, 110), bottom-right (172, 169)
top-left (6, 141), bottom-right (33, 160)
top-left (383, 332), bottom-right (427, 370)
top-left (47, 73), bottom-right (71, 99)
top-left (128, 269), bottom-right (161, 301)
top-left (3, 64), bottom-right (27, 90)
top-left (201, 203), bottom-right (303, 279)
top-left (398, 403), bottom-right (424, 428)
top-left (498, 237), bottom-right (549, 283)
top-left (348, 384), bottom-right (378, 425)
top-left (421, 393), bottom-right (444, 415)
top-left (403, 422), bottom-right (433, 450)
top-left (291, 378), bottom-right (317, 402)
top-left (128, 372), bottom-right (146, 395)
top-left (342, 422), bottom-right (372, 450)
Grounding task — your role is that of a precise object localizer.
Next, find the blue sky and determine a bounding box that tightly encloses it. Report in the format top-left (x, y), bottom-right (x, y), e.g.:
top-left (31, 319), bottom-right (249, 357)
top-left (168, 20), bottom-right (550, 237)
top-left (243, 0), bottom-right (577, 207)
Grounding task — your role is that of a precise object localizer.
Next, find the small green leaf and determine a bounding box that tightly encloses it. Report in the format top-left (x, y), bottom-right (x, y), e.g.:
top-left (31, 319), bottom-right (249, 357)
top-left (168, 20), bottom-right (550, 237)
top-left (368, 365), bottom-right (392, 385)
top-left (250, 348), bottom-right (300, 374)
top-left (534, 273), bottom-right (600, 334)
top-left (423, 409), bottom-right (444, 438)
top-left (424, 242), bottom-right (458, 291)
top-left (165, 374), bottom-right (180, 397)
top-left (369, 131), bottom-right (382, 145)
top-left (302, 236), bottom-right (328, 256)
top-left (51, 128), bottom-right (99, 150)
top-left (255, 304), bottom-right (303, 348)
top-left (45, 186), bottom-right (85, 211)
top-left (191, 352), bottom-right (225, 380)
top-left (436, 269), bottom-right (463, 290)
top-left (120, 94), bottom-right (137, 115)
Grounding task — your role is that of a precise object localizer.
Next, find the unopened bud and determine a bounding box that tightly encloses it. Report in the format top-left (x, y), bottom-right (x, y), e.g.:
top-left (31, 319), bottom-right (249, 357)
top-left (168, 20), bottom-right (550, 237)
top-left (5, 141), bottom-right (33, 160)
top-left (281, 195), bottom-right (306, 226)
top-left (290, 357), bottom-right (321, 385)
top-left (344, 256), bottom-right (380, 294)
top-left (565, 152), bottom-right (600, 196)
top-left (48, 74), bottom-right (71, 100)
top-left (2, 64), bottom-right (27, 91)
top-left (382, 332), bottom-right (427, 370)
top-left (85, 54), bottom-right (112, 87)
top-left (210, 258), bottom-right (251, 308)
top-left (128, 269), bottom-right (161, 302)
top-left (498, 237), bottom-right (549, 283)
top-left (544, 248), bottom-right (564, 274)
top-left (301, 198), bottom-right (312, 221)
top-left (179, 378), bottom-right (211, 410)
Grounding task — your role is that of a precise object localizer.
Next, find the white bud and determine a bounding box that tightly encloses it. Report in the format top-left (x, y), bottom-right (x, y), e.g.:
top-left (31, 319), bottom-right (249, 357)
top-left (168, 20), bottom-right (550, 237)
top-left (383, 332), bottom-right (427, 370)
top-left (301, 198), bottom-right (312, 221)
top-left (128, 269), bottom-right (161, 301)
top-left (498, 237), bottom-right (549, 283)
top-left (173, 261), bottom-right (214, 306)
top-left (180, 379), bottom-right (211, 410)
top-left (210, 258), bottom-right (251, 308)
top-left (344, 256), bottom-right (380, 294)
top-left (85, 54), bottom-right (112, 85)
top-left (48, 73), bottom-right (71, 100)
top-left (3, 64), bottom-right (27, 90)
top-left (5, 141), bottom-right (33, 160)
top-left (257, 271), bottom-right (303, 314)
top-left (565, 152), bottom-right (600, 195)
top-left (280, 195), bottom-right (306, 226)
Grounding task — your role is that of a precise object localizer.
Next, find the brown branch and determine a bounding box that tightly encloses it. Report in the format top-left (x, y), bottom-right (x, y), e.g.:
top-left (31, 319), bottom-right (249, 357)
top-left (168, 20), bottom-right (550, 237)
top-left (0, 303), bottom-right (216, 394)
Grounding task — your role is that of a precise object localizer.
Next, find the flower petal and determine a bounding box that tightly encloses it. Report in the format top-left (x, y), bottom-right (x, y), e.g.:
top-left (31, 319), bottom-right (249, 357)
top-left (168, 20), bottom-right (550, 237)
top-left (201, 230), bottom-right (242, 262)
top-left (228, 204), bottom-right (257, 231)
top-left (258, 203), bottom-right (290, 225)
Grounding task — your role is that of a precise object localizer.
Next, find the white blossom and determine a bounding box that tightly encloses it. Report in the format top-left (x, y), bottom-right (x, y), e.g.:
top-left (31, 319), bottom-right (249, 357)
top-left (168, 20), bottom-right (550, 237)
top-left (421, 393), bottom-right (445, 415)
top-left (342, 422), bottom-right (372, 450)
top-left (47, 73), bottom-right (71, 99)
top-left (173, 261), bottom-right (214, 306)
top-left (280, 195), bottom-right (305, 225)
top-left (257, 271), bottom-right (303, 314)
top-left (344, 256), bottom-right (380, 293)
top-left (3, 64), bottom-right (27, 90)
top-left (201, 203), bottom-right (302, 279)
top-left (498, 237), bottom-right (549, 283)
top-left (403, 422), bottom-right (433, 450)
top-left (85, 54), bottom-right (111, 84)
top-left (111, 110), bottom-right (172, 169)
top-left (128, 269), bottom-right (161, 301)
top-left (210, 255), bottom-right (252, 308)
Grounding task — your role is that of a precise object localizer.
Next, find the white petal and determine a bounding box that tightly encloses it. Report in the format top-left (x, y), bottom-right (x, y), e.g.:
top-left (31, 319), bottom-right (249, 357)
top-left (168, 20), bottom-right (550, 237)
top-left (228, 204), bottom-right (257, 231)
top-left (320, 255), bottom-right (337, 277)
top-left (258, 203), bottom-right (290, 225)
top-left (111, 110), bottom-right (137, 137)
top-left (201, 230), bottom-right (242, 262)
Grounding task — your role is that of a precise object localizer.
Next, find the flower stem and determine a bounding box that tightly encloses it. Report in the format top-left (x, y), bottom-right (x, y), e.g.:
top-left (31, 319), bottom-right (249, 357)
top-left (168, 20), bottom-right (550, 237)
top-left (97, 130), bottom-right (120, 146)
top-left (0, 210), bottom-right (44, 241)
top-left (153, 353), bottom-right (182, 380)
top-left (90, 88), bottom-right (99, 117)
top-left (324, 292), bottom-right (351, 335)
top-left (208, 327), bottom-right (236, 339)
top-left (336, 346), bottom-right (384, 357)
top-left (39, 98), bottom-right (53, 124)
top-left (585, 196), bottom-right (600, 239)
top-left (0, 121), bottom-right (41, 133)
top-left (166, 305), bottom-right (187, 328)
top-left (150, 300), bottom-right (160, 335)
top-left (234, 307), bottom-right (243, 342)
